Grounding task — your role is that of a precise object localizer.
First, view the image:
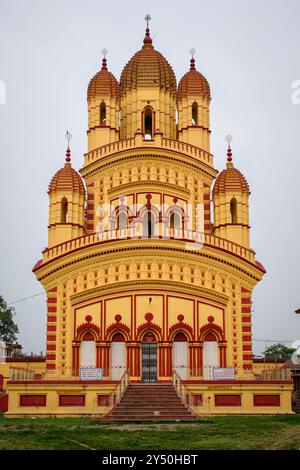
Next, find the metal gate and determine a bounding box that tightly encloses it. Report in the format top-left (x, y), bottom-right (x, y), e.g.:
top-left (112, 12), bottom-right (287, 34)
top-left (142, 342), bottom-right (157, 383)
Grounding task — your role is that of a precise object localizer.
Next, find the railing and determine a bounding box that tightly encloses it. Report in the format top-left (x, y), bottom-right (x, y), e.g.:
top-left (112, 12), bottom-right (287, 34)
top-left (8, 365), bottom-right (126, 382)
top-left (83, 135), bottom-right (213, 167)
top-left (41, 227), bottom-right (256, 265)
top-left (174, 365), bottom-right (292, 382)
top-left (172, 370), bottom-right (198, 416)
top-left (98, 369), bottom-right (130, 416)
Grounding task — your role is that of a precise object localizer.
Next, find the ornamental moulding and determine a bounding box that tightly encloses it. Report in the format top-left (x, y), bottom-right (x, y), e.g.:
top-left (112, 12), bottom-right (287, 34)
top-left (69, 279), bottom-right (228, 306)
top-left (36, 243), bottom-right (261, 283)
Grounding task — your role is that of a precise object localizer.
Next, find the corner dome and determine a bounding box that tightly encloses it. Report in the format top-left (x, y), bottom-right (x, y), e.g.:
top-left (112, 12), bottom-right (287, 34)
top-left (87, 57), bottom-right (120, 101)
top-left (120, 26), bottom-right (177, 94)
top-left (48, 148), bottom-right (85, 195)
top-left (178, 56), bottom-right (210, 100)
top-left (213, 146), bottom-right (250, 196)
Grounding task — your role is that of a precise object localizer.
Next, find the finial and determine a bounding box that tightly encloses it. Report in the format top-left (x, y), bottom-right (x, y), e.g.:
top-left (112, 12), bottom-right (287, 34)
top-left (225, 135), bottom-right (233, 162)
top-left (143, 14), bottom-right (153, 45)
top-left (101, 48), bottom-right (108, 70)
top-left (189, 49), bottom-right (196, 70)
top-left (65, 130), bottom-right (73, 162)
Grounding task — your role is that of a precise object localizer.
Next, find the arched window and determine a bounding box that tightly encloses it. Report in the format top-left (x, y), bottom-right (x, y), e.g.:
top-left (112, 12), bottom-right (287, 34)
top-left (170, 211), bottom-right (181, 232)
top-left (230, 198), bottom-right (238, 224)
top-left (143, 210), bottom-right (155, 237)
top-left (111, 332), bottom-right (126, 380)
top-left (100, 102), bottom-right (106, 125)
top-left (192, 102), bottom-right (198, 126)
top-left (81, 332), bottom-right (96, 368)
top-left (117, 210), bottom-right (128, 230)
top-left (144, 106), bottom-right (153, 140)
top-left (60, 197), bottom-right (68, 223)
top-left (173, 332), bottom-right (188, 379)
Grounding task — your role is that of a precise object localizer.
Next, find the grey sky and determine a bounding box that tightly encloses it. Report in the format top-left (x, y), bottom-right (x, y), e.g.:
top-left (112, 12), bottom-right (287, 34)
top-left (0, 0), bottom-right (299, 355)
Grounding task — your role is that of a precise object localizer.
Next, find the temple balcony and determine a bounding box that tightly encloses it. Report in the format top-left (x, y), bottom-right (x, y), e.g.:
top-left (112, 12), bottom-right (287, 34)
top-left (39, 227), bottom-right (259, 268)
top-left (83, 133), bottom-right (214, 169)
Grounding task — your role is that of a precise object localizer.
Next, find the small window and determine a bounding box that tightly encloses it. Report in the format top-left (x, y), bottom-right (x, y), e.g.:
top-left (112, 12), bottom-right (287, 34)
top-left (230, 198), bottom-right (238, 224)
top-left (100, 102), bottom-right (106, 125)
top-left (192, 102), bottom-right (198, 126)
top-left (170, 211), bottom-right (181, 231)
top-left (144, 106), bottom-right (153, 140)
top-left (118, 210), bottom-right (127, 229)
top-left (60, 197), bottom-right (68, 223)
top-left (143, 210), bottom-right (155, 237)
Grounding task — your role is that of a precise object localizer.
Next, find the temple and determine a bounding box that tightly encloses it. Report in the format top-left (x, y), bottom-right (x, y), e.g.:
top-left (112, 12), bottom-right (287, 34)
top-left (4, 19), bottom-right (293, 416)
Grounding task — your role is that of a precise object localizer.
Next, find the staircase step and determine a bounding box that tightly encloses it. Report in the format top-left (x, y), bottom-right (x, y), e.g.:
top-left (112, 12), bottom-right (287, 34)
top-left (96, 383), bottom-right (196, 423)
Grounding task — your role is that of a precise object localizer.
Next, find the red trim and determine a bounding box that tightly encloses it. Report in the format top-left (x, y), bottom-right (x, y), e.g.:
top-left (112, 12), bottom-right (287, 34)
top-left (253, 395), bottom-right (280, 406)
top-left (20, 395), bottom-right (46, 406)
top-left (9, 380), bottom-right (120, 385)
top-left (215, 395), bottom-right (241, 406)
top-left (182, 380), bottom-right (292, 385)
top-left (59, 395), bottom-right (85, 406)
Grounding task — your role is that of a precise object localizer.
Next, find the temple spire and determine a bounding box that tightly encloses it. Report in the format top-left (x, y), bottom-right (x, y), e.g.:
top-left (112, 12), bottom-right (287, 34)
top-left (189, 48), bottom-right (196, 70)
top-left (225, 135), bottom-right (233, 165)
top-left (101, 48), bottom-right (108, 70)
top-left (143, 14), bottom-right (153, 45)
top-left (65, 130), bottom-right (72, 163)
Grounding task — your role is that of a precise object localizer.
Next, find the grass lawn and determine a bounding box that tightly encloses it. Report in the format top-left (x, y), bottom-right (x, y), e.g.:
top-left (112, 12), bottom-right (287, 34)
top-left (0, 415), bottom-right (299, 450)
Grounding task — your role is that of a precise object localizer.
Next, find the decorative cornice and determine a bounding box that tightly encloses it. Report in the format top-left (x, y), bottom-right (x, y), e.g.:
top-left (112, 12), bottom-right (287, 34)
top-left (107, 180), bottom-right (190, 197)
top-left (70, 279), bottom-right (228, 306)
top-left (80, 149), bottom-right (217, 181)
top-left (35, 241), bottom-right (263, 285)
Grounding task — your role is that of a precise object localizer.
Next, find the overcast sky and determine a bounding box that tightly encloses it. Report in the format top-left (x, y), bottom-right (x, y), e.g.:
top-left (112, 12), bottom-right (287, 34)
top-left (0, 0), bottom-right (299, 355)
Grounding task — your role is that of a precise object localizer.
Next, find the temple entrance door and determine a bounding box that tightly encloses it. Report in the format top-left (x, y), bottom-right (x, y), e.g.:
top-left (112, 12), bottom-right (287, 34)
top-left (142, 333), bottom-right (157, 383)
top-left (173, 332), bottom-right (188, 379)
top-left (203, 336), bottom-right (218, 379)
top-left (81, 334), bottom-right (96, 368)
top-left (111, 333), bottom-right (126, 380)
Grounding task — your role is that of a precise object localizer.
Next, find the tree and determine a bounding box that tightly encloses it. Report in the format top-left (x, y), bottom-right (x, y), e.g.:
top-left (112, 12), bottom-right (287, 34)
top-left (0, 295), bottom-right (19, 343)
top-left (263, 343), bottom-right (295, 360)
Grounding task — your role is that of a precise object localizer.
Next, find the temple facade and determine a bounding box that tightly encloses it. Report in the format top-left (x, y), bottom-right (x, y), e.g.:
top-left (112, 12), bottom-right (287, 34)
top-left (5, 21), bottom-right (293, 415)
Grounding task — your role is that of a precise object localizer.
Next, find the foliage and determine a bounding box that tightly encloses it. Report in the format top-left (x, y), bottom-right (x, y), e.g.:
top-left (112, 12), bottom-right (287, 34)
top-left (263, 343), bottom-right (295, 360)
top-left (0, 295), bottom-right (19, 343)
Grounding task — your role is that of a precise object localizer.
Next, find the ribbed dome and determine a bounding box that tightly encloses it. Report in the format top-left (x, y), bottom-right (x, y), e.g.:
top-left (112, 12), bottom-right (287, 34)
top-left (48, 149), bottom-right (85, 195)
top-left (120, 27), bottom-right (176, 93)
top-left (178, 57), bottom-right (210, 100)
top-left (213, 147), bottom-right (250, 196)
top-left (88, 58), bottom-right (120, 100)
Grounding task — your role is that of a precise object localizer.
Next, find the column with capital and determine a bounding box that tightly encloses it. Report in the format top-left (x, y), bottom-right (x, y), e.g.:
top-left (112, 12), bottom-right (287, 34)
top-left (72, 341), bottom-right (80, 376)
top-left (219, 341), bottom-right (227, 368)
top-left (158, 342), bottom-right (173, 379)
top-left (126, 341), bottom-right (141, 381)
top-left (189, 341), bottom-right (203, 377)
top-left (97, 341), bottom-right (110, 377)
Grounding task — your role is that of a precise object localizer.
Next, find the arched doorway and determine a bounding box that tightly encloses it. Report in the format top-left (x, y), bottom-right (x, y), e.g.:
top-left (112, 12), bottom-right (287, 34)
top-left (141, 332), bottom-right (157, 383)
top-left (203, 332), bottom-right (219, 379)
top-left (173, 332), bottom-right (188, 379)
top-left (80, 332), bottom-right (96, 368)
top-left (142, 210), bottom-right (155, 237)
top-left (111, 332), bottom-right (126, 380)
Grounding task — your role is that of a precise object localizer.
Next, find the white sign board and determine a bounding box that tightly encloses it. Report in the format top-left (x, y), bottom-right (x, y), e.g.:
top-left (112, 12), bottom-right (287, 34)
top-left (212, 367), bottom-right (235, 380)
top-left (80, 367), bottom-right (102, 381)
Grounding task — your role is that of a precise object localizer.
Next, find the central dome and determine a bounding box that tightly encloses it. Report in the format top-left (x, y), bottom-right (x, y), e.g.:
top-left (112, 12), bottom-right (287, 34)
top-left (120, 27), bottom-right (177, 94)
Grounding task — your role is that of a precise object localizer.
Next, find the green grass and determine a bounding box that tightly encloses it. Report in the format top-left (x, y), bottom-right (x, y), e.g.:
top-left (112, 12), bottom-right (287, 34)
top-left (0, 415), bottom-right (299, 450)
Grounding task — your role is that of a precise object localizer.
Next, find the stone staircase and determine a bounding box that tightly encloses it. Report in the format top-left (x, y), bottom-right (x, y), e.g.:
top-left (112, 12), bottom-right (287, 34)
top-left (293, 398), bottom-right (300, 414)
top-left (98, 384), bottom-right (197, 422)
